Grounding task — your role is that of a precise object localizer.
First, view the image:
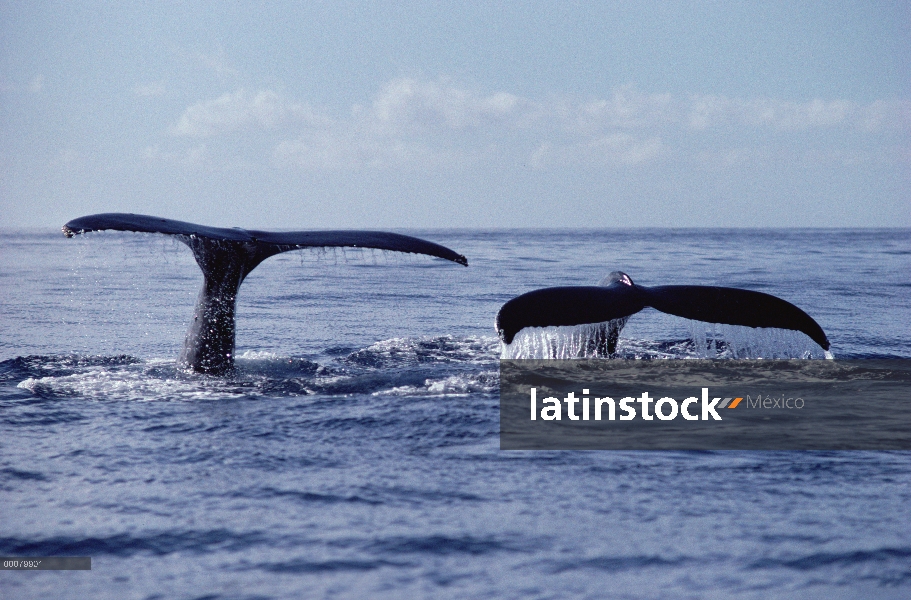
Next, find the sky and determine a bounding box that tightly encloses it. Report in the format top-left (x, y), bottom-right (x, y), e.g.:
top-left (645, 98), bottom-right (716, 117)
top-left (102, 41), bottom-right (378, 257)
top-left (1, 1), bottom-right (908, 228)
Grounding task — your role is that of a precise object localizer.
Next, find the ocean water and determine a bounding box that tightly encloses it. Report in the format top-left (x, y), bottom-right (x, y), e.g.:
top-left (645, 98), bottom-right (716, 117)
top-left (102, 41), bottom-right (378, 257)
top-left (1, 228), bottom-right (909, 599)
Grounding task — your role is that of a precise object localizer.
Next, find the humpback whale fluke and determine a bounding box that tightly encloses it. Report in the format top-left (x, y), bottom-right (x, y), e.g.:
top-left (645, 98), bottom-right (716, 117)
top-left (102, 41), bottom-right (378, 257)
top-left (496, 271), bottom-right (830, 353)
top-left (63, 213), bottom-right (468, 375)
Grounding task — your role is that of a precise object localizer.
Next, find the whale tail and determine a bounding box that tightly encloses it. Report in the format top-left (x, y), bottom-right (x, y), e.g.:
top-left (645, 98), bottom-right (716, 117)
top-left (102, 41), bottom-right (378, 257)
top-left (643, 285), bottom-right (829, 351)
top-left (496, 271), bottom-right (830, 353)
top-left (64, 213), bottom-right (468, 375)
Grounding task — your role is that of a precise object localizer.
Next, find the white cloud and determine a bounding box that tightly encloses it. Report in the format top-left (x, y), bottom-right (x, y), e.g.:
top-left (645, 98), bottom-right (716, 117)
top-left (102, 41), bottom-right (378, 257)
top-left (270, 79), bottom-right (530, 170)
top-left (571, 86), bottom-right (677, 132)
top-left (733, 97), bottom-right (854, 130)
top-left (166, 80), bottom-right (909, 171)
top-left (856, 99), bottom-right (911, 132)
top-left (687, 95), bottom-right (732, 130)
top-left (372, 78), bottom-right (534, 132)
top-left (171, 89), bottom-right (328, 137)
top-left (684, 96), bottom-right (894, 131)
top-left (194, 51), bottom-right (240, 80)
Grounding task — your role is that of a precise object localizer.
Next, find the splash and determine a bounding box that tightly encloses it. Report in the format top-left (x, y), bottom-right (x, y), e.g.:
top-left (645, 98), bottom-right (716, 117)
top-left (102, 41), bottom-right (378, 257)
top-left (372, 371), bottom-right (499, 397)
top-left (15, 359), bottom-right (238, 402)
top-left (685, 320), bottom-right (831, 359)
top-left (345, 335), bottom-right (499, 367)
top-left (500, 319), bottom-right (630, 359)
top-left (10, 335), bottom-right (500, 402)
top-left (500, 319), bottom-right (833, 360)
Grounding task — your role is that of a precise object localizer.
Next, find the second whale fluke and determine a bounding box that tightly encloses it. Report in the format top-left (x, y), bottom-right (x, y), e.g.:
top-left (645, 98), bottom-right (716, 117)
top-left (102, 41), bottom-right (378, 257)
top-left (496, 271), bottom-right (830, 355)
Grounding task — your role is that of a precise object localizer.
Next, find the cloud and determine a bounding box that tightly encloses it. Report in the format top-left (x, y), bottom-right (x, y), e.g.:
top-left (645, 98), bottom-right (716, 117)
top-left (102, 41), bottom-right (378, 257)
top-left (171, 89), bottom-right (328, 137)
top-left (684, 96), bottom-right (911, 131)
top-left (371, 78), bottom-right (534, 132)
top-left (193, 50), bottom-right (240, 81)
top-left (165, 80), bottom-right (909, 171)
top-left (856, 100), bottom-right (911, 132)
top-left (688, 96), bottom-right (854, 130)
top-left (570, 86), bottom-right (677, 132)
top-left (272, 78), bottom-right (531, 170)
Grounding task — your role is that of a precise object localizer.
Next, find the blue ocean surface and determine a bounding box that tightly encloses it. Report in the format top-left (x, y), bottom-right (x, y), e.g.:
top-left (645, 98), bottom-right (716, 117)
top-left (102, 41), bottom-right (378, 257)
top-left (1, 228), bottom-right (909, 599)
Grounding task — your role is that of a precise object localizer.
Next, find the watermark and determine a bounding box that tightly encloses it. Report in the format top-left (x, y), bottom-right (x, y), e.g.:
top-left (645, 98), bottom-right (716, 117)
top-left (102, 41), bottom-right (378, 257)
top-left (528, 388), bottom-right (807, 422)
top-left (0, 557), bottom-right (91, 570)
top-left (529, 388), bottom-right (754, 421)
top-left (500, 359), bottom-right (911, 450)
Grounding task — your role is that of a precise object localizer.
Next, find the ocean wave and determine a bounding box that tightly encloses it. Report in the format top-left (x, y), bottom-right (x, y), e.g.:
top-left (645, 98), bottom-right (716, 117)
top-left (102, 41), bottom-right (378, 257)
top-left (0, 354), bottom-right (141, 383)
top-left (0, 529), bottom-right (271, 557)
top-left (373, 371), bottom-right (498, 397)
top-left (344, 335), bottom-right (499, 367)
top-left (5, 336), bottom-right (499, 402)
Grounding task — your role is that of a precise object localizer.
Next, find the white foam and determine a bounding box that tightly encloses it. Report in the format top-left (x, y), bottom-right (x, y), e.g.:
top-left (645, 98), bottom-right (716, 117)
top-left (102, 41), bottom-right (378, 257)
top-left (372, 371), bottom-right (498, 397)
top-left (16, 361), bottom-right (242, 402)
top-left (501, 320), bottom-right (830, 360)
top-left (353, 335), bottom-right (499, 365)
